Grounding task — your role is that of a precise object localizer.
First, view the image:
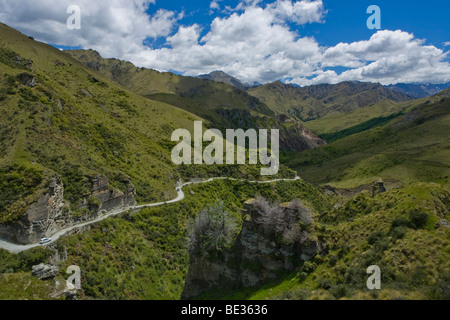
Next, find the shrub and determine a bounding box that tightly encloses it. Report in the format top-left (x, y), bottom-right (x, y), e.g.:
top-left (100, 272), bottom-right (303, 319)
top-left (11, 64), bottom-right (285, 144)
top-left (319, 278), bottom-right (332, 290)
top-left (408, 210), bottom-right (429, 229)
top-left (188, 202), bottom-right (239, 256)
top-left (329, 284), bottom-right (350, 299)
top-left (390, 226), bottom-right (408, 240)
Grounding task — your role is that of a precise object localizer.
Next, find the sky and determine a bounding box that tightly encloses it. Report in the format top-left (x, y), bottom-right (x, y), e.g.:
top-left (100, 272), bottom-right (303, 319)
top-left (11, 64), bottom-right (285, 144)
top-left (0, 0), bottom-right (449, 86)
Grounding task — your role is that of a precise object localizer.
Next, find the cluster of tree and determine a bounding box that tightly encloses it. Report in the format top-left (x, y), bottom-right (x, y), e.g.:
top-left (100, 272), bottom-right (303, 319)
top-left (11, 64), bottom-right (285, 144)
top-left (188, 202), bottom-right (239, 256)
top-left (253, 197), bottom-right (313, 245)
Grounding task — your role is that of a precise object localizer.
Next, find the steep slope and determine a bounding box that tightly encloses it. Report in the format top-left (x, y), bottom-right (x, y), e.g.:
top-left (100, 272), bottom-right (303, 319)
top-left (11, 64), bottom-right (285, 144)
top-left (284, 91), bottom-right (450, 188)
top-left (248, 81), bottom-right (413, 124)
top-left (65, 50), bottom-right (325, 152)
top-left (0, 23), bottom-right (207, 242)
top-left (0, 23), bottom-right (304, 244)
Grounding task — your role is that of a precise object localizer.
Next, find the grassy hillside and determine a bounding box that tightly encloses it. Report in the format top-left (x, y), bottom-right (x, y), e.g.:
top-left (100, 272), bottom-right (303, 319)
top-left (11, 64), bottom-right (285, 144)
top-left (222, 183), bottom-right (450, 300)
top-left (65, 50), bottom-right (322, 152)
top-left (283, 94), bottom-right (450, 189)
top-left (0, 23), bottom-right (208, 218)
top-left (248, 81), bottom-right (412, 123)
top-left (0, 23), bottom-right (297, 225)
top-left (0, 178), bottom-right (330, 300)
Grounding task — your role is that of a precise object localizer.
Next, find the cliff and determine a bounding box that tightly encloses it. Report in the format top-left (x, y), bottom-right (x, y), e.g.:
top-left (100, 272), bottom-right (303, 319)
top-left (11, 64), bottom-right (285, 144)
top-left (0, 174), bottom-right (136, 245)
top-left (182, 198), bottom-right (321, 299)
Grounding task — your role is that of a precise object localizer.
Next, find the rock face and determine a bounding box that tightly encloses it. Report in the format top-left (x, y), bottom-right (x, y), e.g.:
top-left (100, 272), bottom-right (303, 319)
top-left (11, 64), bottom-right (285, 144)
top-left (182, 199), bottom-right (321, 299)
top-left (18, 73), bottom-right (36, 87)
top-left (0, 176), bottom-right (67, 244)
top-left (83, 175), bottom-right (137, 212)
top-left (0, 174), bottom-right (136, 245)
top-left (372, 179), bottom-right (387, 197)
top-left (32, 263), bottom-right (59, 280)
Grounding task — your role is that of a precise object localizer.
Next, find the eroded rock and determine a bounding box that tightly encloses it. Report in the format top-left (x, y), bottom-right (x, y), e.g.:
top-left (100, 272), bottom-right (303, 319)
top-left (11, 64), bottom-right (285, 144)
top-left (32, 263), bottom-right (59, 280)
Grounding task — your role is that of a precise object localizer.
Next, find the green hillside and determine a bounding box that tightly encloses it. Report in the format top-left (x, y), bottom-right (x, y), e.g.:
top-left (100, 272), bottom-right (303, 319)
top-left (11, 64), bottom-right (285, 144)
top-left (65, 50), bottom-right (323, 152)
top-left (284, 93), bottom-right (450, 189)
top-left (248, 81), bottom-right (414, 135)
top-left (0, 23), bottom-right (448, 302)
top-left (0, 23), bottom-right (295, 225)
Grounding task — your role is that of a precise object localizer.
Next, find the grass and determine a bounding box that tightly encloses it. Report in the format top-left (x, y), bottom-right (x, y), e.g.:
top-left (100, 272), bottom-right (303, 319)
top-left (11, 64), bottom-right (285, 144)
top-left (283, 97), bottom-right (450, 189)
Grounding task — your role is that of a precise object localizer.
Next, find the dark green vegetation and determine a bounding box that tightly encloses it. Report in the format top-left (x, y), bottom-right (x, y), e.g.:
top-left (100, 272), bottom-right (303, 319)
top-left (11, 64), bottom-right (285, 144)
top-left (0, 164), bottom-right (44, 223)
top-left (318, 112), bottom-right (403, 143)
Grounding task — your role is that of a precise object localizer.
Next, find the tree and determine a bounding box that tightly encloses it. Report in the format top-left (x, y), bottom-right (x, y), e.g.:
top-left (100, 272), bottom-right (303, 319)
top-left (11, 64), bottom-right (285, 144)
top-left (188, 202), bottom-right (239, 256)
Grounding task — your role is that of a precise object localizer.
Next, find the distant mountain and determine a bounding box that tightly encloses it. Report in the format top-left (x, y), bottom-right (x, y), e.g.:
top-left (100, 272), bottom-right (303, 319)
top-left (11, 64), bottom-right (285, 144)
top-left (245, 81), bottom-right (262, 88)
top-left (198, 71), bottom-right (262, 89)
top-left (248, 81), bottom-right (413, 122)
top-left (387, 83), bottom-right (450, 99)
top-left (198, 71), bottom-right (247, 90)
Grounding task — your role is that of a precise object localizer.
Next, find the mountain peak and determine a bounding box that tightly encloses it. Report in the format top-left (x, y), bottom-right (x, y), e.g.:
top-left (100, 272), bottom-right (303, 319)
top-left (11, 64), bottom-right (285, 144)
top-left (197, 70), bottom-right (247, 90)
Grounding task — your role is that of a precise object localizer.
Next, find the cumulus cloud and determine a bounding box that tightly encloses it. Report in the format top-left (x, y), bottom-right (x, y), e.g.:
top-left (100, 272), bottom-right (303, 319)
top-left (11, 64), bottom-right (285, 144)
top-left (268, 0), bottom-right (326, 25)
top-left (0, 0), bottom-right (180, 57)
top-left (0, 0), bottom-right (449, 86)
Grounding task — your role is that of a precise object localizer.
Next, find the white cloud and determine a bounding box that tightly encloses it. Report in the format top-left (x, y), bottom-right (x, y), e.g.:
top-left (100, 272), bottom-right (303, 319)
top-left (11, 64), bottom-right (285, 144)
top-left (0, 0), bottom-right (449, 86)
top-left (0, 0), bottom-right (179, 58)
top-left (444, 41), bottom-right (450, 47)
top-left (210, 0), bottom-right (223, 10)
top-left (268, 0), bottom-right (326, 25)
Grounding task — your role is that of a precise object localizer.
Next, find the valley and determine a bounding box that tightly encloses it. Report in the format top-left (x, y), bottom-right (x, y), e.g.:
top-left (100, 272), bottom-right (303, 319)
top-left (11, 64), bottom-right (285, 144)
top-left (0, 22), bottom-right (448, 301)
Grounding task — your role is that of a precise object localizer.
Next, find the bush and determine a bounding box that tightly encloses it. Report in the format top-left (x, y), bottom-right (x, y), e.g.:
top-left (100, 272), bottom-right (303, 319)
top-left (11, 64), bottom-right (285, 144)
top-left (408, 210), bottom-right (429, 229)
top-left (319, 278), bottom-right (332, 290)
top-left (188, 202), bottom-right (239, 256)
top-left (254, 197), bottom-right (312, 244)
top-left (329, 284), bottom-right (351, 299)
top-left (390, 226), bottom-right (408, 240)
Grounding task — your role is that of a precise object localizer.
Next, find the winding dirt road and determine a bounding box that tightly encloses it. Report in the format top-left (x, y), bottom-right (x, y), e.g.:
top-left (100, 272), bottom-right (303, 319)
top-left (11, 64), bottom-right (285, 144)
top-left (0, 176), bottom-right (300, 253)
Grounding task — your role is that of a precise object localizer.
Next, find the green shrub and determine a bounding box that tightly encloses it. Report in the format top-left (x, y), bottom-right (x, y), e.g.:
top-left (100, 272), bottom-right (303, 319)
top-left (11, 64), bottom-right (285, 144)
top-left (408, 210), bottom-right (429, 229)
top-left (390, 226), bottom-right (408, 240)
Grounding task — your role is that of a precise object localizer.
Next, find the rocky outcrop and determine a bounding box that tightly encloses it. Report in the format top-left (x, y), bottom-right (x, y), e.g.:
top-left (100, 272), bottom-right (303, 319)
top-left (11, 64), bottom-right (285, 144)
top-left (372, 179), bottom-right (387, 197)
top-left (0, 174), bottom-right (136, 245)
top-left (295, 122), bottom-right (327, 149)
top-left (32, 263), bottom-right (59, 280)
top-left (182, 199), bottom-right (321, 299)
top-left (79, 175), bottom-right (136, 212)
top-left (0, 176), bottom-right (67, 244)
top-left (18, 73), bottom-right (36, 87)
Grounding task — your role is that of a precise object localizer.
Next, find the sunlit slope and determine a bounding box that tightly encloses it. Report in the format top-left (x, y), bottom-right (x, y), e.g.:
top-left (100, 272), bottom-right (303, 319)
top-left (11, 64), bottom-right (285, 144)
top-left (0, 22), bottom-right (205, 222)
top-left (284, 93), bottom-right (450, 188)
top-left (65, 49), bottom-right (322, 152)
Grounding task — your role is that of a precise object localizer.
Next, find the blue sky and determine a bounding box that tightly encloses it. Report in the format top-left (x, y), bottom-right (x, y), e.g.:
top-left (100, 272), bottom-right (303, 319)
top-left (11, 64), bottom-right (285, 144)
top-left (147, 0), bottom-right (450, 50)
top-left (0, 0), bottom-right (449, 86)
